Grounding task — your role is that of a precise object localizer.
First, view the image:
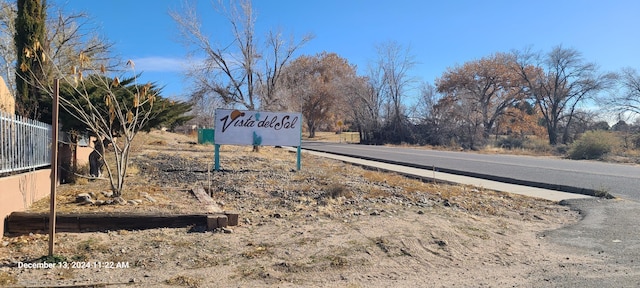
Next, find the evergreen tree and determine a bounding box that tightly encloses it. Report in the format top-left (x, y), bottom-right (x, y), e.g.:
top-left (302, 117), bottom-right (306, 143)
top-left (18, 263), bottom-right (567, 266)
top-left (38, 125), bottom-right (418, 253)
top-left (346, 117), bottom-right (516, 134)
top-left (57, 75), bottom-right (193, 135)
top-left (14, 0), bottom-right (47, 121)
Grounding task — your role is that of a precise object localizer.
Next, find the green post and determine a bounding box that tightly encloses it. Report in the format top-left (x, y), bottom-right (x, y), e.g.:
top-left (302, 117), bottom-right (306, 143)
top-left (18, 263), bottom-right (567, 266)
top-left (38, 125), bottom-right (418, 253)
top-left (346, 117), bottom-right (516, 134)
top-left (296, 118), bottom-right (302, 171)
top-left (296, 145), bottom-right (301, 171)
top-left (214, 144), bottom-right (220, 171)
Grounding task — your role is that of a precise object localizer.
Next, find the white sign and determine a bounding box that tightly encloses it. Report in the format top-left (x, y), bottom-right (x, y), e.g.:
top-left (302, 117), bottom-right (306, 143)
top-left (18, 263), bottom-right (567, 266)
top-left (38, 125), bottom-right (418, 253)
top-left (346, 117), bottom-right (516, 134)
top-left (214, 109), bottom-right (302, 146)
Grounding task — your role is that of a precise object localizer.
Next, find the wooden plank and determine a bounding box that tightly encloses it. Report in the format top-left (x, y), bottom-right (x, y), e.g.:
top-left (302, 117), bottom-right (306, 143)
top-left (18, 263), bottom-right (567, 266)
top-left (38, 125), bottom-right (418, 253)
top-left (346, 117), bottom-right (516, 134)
top-left (192, 187), bottom-right (223, 213)
top-left (206, 215), bottom-right (228, 230)
top-left (5, 212), bottom-right (211, 235)
top-left (224, 211), bottom-right (239, 226)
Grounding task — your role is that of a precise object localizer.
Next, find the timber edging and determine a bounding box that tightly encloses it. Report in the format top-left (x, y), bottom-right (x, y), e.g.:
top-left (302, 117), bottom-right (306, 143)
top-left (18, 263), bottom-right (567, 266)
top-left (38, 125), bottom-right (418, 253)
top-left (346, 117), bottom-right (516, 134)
top-left (4, 211), bottom-right (239, 235)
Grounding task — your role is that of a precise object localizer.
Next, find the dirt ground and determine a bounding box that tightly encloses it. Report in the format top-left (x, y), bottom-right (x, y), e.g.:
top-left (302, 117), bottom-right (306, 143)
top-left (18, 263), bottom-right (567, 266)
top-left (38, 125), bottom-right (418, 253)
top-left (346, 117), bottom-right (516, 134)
top-left (0, 130), bottom-right (593, 287)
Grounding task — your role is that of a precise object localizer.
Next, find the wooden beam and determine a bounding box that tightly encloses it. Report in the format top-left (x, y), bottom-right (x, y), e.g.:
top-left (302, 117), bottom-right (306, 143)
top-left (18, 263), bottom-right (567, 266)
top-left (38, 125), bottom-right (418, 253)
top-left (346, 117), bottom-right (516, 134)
top-left (5, 212), bottom-right (238, 235)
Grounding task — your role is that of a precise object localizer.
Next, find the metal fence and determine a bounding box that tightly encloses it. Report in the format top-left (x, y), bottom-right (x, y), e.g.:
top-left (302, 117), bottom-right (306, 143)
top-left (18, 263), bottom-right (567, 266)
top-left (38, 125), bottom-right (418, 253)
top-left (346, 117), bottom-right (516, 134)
top-left (0, 110), bottom-right (52, 174)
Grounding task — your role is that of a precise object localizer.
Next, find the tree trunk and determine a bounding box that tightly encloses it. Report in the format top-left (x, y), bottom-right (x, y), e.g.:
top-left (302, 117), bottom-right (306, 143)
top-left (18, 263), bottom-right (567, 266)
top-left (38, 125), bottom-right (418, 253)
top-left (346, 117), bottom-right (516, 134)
top-left (547, 125), bottom-right (558, 145)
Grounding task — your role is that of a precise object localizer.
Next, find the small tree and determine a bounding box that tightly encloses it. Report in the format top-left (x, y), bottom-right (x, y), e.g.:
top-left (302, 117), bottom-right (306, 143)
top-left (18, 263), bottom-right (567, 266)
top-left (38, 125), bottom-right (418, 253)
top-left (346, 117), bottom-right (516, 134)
top-left (23, 51), bottom-right (166, 197)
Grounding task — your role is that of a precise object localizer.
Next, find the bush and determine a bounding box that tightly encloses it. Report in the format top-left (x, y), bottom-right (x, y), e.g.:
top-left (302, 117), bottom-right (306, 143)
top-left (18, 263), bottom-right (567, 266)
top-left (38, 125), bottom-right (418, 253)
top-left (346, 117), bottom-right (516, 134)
top-left (497, 136), bottom-right (524, 149)
top-left (633, 133), bottom-right (640, 149)
top-left (568, 131), bottom-right (620, 160)
top-left (522, 137), bottom-right (553, 153)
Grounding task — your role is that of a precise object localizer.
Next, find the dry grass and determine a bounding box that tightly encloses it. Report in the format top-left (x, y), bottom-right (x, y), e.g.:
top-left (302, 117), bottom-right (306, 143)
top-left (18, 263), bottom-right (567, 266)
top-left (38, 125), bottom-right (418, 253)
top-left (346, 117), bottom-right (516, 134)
top-left (303, 131), bottom-right (360, 143)
top-left (165, 275), bottom-right (202, 287)
top-left (0, 130), bottom-right (584, 287)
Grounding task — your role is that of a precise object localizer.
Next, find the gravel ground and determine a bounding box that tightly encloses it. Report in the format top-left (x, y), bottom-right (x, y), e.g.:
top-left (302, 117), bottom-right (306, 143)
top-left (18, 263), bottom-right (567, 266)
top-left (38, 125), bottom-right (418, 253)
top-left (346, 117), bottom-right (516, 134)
top-left (0, 130), bottom-right (609, 288)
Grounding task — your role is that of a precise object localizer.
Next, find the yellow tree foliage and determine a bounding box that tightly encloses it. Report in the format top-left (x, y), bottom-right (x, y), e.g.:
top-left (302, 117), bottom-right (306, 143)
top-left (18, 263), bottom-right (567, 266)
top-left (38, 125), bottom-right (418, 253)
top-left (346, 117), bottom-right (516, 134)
top-left (496, 103), bottom-right (547, 137)
top-left (279, 52), bottom-right (357, 137)
top-left (436, 52), bottom-right (529, 141)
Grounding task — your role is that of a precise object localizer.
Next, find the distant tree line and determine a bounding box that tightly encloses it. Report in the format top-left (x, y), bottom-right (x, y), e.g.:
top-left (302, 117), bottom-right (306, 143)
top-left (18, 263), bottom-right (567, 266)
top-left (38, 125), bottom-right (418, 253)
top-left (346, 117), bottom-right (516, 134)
top-left (173, 0), bottom-right (640, 154)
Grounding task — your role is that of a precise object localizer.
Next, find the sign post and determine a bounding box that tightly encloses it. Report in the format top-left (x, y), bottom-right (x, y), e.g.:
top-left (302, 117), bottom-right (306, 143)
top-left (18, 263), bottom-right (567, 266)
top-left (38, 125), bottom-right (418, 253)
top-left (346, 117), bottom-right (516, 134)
top-left (213, 109), bottom-right (302, 171)
top-left (214, 144), bottom-right (220, 171)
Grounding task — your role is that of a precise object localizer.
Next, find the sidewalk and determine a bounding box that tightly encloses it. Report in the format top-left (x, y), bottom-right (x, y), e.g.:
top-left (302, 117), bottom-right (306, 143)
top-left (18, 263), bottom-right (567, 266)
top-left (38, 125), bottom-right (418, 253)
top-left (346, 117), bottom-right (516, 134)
top-left (301, 149), bottom-right (592, 202)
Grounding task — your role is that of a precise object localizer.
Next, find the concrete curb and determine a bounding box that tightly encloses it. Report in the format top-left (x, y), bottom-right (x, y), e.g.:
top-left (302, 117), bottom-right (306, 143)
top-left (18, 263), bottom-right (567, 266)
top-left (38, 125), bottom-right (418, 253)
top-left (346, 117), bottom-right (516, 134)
top-left (299, 148), bottom-right (593, 202)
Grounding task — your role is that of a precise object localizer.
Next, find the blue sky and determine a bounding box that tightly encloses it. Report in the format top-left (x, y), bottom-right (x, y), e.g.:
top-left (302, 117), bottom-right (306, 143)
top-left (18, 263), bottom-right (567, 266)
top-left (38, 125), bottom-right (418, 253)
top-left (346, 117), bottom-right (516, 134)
top-left (51, 0), bottom-right (640, 102)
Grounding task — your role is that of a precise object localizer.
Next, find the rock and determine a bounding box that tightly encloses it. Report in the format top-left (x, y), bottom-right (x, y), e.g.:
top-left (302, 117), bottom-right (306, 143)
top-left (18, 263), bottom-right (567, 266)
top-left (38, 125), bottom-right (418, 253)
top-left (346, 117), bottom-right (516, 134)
top-left (101, 191), bottom-right (114, 198)
top-left (2, 241), bottom-right (8, 247)
top-left (76, 193), bottom-right (91, 202)
top-left (143, 195), bottom-right (157, 203)
top-left (88, 191), bottom-right (97, 199)
top-left (75, 193), bottom-right (95, 205)
top-left (272, 213), bottom-right (282, 218)
top-left (94, 200), bottom-right (105, 206)
top-left (114, 197), bottom-right (127, 205)
top-left (435, 239), bottom-right (447, 247)
top-left (244, 218), bottom-right (251, 225)
top-left (417, 210), bottom-right (425, 215)
top-left (370, 211), bottom-right (380, 216)
top-left (127, 200), bottom-right (139, 206)
top-left (222, 227), bottom-right (233, 234)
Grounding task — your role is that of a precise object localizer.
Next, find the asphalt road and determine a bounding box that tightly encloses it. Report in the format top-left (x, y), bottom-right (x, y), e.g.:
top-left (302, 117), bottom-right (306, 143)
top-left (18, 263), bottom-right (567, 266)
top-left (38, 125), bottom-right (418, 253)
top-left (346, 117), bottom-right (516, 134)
top-left (302, 142), bottom-right (640, 200)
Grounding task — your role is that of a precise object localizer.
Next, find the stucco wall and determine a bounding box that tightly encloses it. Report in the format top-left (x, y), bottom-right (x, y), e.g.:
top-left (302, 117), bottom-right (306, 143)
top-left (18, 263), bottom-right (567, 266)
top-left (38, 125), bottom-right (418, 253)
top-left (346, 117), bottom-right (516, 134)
top-left (0, 76), bottom-right (14, 115)
top-left (1, 169), bottom-right (52, 238)
top-left (1, 145), bottom-right (94, 238)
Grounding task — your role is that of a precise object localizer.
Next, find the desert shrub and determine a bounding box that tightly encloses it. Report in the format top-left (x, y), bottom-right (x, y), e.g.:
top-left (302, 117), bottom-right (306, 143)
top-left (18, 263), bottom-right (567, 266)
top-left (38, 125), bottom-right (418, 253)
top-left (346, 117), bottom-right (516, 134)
top-left (555, 144), bottom-right (570, 155)
top-left (522, 137), bottom-right (553, 153)
top-left (497, 136), bottom-right (523, 149)
top-left (633, 133), bottom-right (640, 149)
top-left (568, 131), bottom-right (620, 160)
top-left (324, 183), bottom-right (352, 199)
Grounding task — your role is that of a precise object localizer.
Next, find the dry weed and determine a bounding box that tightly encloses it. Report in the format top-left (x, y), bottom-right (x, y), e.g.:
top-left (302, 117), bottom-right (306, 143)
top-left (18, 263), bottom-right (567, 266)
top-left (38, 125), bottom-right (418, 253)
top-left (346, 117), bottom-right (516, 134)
top-left (165, 275), bottom-right (202, 288)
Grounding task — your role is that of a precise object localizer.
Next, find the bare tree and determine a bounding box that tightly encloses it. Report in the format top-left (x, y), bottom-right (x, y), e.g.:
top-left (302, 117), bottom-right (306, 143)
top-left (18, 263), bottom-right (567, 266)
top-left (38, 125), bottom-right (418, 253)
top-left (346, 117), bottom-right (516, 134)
top-left (341, 71), bottom-right (378, 144)
top-left (605, 67), bottom-right (640, 117)
top-left (170, 0), bottom-right (312, 111)
top-left (256, 30), bottom-right (312, 111)
top-left (371, 41), bottom-right (417, 143)
top-left (25, 51), bottom-right (158, 197)
top-left (0, 0), bottom-right (15, 97)
top-left (513, 45), bottom-right (616, 145)
top-left (0, 0), bottom-right (113, 114)
top-left (415, 81), bottom-right (439, 122)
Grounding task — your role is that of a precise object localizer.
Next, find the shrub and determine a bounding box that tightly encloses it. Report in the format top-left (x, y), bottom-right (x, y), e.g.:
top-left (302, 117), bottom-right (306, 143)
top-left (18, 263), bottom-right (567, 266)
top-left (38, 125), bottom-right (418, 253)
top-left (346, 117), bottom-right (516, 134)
top-left (633, 133), bottom-right (640, 149)
top-left (522, 137), bottom-right (553, 153)
top-left (497, 136), bottom-right (523, 149)
top-left (568, 131), bottom-right (620, 160)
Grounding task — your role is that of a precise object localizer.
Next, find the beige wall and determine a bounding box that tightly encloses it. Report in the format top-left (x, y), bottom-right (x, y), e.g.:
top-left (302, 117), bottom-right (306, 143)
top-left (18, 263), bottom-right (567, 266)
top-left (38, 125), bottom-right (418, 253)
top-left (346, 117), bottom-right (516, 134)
top-left (1, 146), bottom-right (93, 238)
top-left (76, 145), bottom-right (92, 166)
top-left (0, 169), bottom-right (52, 238)
top-left (0, 76), bottom-right (14, 115)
